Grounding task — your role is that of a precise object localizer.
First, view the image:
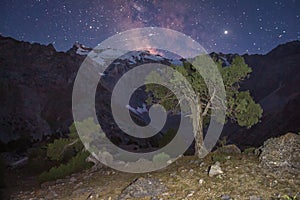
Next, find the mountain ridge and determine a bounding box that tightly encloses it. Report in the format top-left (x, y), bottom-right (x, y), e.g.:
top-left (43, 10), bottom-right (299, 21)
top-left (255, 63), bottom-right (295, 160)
top-left (0, 35), bottom-right (299, 151)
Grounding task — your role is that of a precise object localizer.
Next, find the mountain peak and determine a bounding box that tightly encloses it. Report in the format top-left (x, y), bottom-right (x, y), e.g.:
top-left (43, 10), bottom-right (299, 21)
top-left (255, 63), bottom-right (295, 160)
top-left (267, 40), bottom-right (300, 57)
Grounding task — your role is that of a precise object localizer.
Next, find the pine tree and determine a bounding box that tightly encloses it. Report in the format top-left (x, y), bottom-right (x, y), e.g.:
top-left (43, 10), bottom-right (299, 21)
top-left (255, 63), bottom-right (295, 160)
top-left (146, 55), bottom-right (263, 158)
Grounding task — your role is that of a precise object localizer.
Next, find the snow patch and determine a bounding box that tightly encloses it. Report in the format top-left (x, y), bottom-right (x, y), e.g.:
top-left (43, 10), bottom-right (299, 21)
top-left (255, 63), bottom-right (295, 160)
top-left (126, 103), bottom-right (148, 116)
top-left (75, 43), bottom-right (92, 55)
top-left (219, 56), bottom-right (230, 66)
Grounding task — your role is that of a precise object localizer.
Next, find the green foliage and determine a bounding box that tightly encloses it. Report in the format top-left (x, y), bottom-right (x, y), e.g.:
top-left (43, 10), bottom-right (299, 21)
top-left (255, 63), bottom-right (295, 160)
top-left (243, 147), bottom-right (256, 155)
top-left (230, 91), bottom-right (263, 128)
top-left (152, 152), bottom-right (171, 163)
top-left (26, 145), bottom-right (53, 174)
top-left (211, 152), bottom-right (228, 163)
top-left (145, 55), bottom-right (263, 139)
top-left (39, 118), bottom-right (101, 183)
top-left (221, 56), bottom-right (252, 88)
top-left (282, 194), bottom-right (298, 200)
top-left (45, 118), bottom-right (100, 162)
top-left (39, 151), bottom-right (92, 183)
top-left (158, 129), bottom-right (177, 148)
top-left (217, 136), bottom-right (228, 148)
top-left (47, 138), bottom-right (75, 161)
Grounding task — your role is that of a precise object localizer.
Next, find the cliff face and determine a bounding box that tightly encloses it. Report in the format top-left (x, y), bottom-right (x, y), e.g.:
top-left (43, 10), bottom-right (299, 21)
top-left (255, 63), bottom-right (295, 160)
top-left (222, 41), bottom-right (300, 148)
top-left (1, 35), bottom-right (300, 151)
top-left (0, 36), bottom-right (84, 149)
top-left (0, 36), bottom-right (172, 151)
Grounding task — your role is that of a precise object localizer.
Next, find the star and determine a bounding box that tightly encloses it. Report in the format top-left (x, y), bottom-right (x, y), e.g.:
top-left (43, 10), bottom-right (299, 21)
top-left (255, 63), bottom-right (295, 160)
top-left (0, 0), bottom-right (298, 54)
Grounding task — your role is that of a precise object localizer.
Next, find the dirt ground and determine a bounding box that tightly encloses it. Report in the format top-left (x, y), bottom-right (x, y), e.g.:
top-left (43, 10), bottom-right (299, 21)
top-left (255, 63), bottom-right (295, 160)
top-left (3, 154), bottom-right (299, 200)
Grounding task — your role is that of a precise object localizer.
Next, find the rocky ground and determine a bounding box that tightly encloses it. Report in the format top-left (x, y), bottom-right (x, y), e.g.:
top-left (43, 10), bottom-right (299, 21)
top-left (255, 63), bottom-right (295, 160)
top-left (2, 153), bottom-right (298, 200)
top-left (1, 133), bottom-right (299, 200)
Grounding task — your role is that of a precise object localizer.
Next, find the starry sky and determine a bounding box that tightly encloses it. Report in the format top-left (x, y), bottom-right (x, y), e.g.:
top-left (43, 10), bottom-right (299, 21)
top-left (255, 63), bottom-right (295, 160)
top-left (0, 0), bottom-right (299, 54)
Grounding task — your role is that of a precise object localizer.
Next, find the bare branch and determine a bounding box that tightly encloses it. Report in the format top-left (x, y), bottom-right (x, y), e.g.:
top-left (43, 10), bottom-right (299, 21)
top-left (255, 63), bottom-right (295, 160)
top-left (202, 87), bottom-right (216, 117)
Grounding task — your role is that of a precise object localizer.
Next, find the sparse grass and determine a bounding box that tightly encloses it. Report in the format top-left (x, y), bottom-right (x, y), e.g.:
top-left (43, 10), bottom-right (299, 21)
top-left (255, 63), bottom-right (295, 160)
top-left (282, 194), bottom-right (299, 200)
top-left (211, 152), bottom-right (230, 163)
top-left (7, 154), bottom-right (300, 200)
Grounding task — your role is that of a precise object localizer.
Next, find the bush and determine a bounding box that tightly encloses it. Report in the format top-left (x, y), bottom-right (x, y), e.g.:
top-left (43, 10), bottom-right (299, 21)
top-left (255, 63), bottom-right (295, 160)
top-left (158, 129), bottom-right (177, 148)
top-left (46, 123), bottom-right (84, 162)
top-left (152, 152), bottom-right (170, 163)
top-left (39, 151), bottom-right (92, 183)
top-left (212, 152), bottom-right (228, 163)
top-left (217, 136), bottom-right (228, 148)
top-left (243, 147), bottom-right (256, 155)
top-left (46, 138), bottom-right (83, 162)
top-left (39, 119), bottom-right (99, 183)
top-left (25, 145), bottom-right (53, 175)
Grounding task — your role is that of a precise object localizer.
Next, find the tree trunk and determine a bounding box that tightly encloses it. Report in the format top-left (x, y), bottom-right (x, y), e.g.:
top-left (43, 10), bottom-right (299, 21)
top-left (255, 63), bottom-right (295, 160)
top-left (194, 116), bottom-right (204, 158)
top-left (190, 102), bottom-right (204, 158)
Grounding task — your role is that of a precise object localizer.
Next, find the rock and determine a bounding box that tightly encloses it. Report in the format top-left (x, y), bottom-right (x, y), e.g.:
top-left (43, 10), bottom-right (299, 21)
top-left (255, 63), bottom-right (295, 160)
top-left (71, 187), bottom-right (94, 198)
top-left (259, 133), bottom-right (300, 177)
top-left (249, 195), bottom-right (263, 200)
top-left (118, 177), bottom-right (167, 199)
top-left (55, 179), bottom-right (64, 184)
top-left (216, 144), bottom-right (241, 154)
top-left (70, 177), bottom-right (77, 183)
top-left (44, 189), bottom-right (58, 199)
top-left (186, 190), bottom-right (194, 197)
top-left (73, 182), bottom-right (83, 190)
top-left (198, 178), bottom-right (204, 185)
top-left (209, 161), bottom-right (224, 177)
top-left (221, 194), bottom-right (233, 200)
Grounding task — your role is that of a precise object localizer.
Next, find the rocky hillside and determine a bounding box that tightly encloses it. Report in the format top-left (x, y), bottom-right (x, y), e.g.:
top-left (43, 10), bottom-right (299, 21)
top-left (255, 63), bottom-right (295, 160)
top-left (0, 36), bottom-right (83, 151)
top-left (221, 41), bottom-right (300, 148)
top-left (0, 35), bottom-right (173, 152)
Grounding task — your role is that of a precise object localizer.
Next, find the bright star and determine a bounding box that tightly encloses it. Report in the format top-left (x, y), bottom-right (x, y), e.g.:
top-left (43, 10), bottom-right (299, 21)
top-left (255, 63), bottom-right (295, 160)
top-left (224, 30), bottom-right (228, 35)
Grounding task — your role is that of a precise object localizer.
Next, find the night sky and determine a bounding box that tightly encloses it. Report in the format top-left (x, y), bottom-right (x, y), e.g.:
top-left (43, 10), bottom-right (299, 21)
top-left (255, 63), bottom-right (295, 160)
top-left (0, 0), bottom-right (299, 54)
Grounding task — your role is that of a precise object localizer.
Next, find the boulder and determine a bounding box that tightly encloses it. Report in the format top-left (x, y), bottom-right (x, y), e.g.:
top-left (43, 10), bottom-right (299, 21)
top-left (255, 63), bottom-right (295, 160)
top-left (259, 133), bottom-right (300, 177)
top-left (209, 161), bottom-right (223, 177)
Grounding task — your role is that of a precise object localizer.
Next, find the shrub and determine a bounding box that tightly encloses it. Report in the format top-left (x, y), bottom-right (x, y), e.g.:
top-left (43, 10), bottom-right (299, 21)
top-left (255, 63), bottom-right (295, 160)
top-left (158, 129), bottom-right (177, 148)
top-left (39, 151), bottom-right (92, 183)
top-left (217, 136), bottom-right (228, 148)
top-left (46, 138), bottom-right (83, 162)
top-left (39, 118), bottom-right (99, 183)
top-left (243, 147), bottom-right (256, 155)
top-left (212, 152), bottom-right (228, 163)
top-left (46, 123), bottom-right (84, 162)
top-left (25, 145), bottom-right (53, 175)
top-left (152, 152), bottom-right (170, 163)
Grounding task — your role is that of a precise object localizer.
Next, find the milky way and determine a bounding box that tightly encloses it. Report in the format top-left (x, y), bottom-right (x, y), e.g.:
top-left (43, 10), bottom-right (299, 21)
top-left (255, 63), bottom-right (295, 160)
top-left (0, 0), bottom-right (299, 54)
